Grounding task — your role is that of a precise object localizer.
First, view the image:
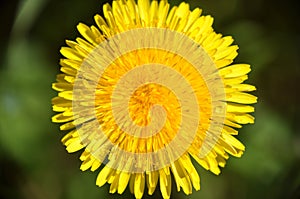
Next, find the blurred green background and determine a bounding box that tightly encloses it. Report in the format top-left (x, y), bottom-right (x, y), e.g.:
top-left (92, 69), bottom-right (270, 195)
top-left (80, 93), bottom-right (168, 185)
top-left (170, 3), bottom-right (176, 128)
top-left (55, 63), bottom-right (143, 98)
top-left (0, 0), bottom-right (299, 198)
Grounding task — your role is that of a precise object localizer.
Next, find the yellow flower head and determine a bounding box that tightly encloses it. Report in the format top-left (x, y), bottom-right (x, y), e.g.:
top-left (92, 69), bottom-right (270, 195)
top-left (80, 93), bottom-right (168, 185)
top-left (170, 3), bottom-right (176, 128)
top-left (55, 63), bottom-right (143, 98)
top-left (52, 0), bottom-right (257, 198)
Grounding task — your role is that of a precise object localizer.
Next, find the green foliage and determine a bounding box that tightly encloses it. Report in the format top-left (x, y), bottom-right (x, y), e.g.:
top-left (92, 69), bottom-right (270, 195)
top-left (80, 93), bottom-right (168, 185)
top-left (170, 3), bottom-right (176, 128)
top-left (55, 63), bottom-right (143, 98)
top-left (0, 0), bottom-right (299, 199)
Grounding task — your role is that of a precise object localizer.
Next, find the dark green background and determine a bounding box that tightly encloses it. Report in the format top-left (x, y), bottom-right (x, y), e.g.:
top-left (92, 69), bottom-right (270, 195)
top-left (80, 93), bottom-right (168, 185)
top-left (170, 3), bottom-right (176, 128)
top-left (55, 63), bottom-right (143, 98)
top-left (0, 0), bottom-right (299, 198)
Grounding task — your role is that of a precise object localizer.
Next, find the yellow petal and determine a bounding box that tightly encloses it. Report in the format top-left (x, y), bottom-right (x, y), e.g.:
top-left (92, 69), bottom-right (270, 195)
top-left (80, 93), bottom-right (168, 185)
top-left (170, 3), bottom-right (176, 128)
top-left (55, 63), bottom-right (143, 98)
top-left (52, 96), bottom-right (71, 105)
top-left (109, 171), bottom-right (119, 193)
top-left (74, 44), bottom-right (90, 58)
top-left (79, 150), bottom-right (90, 161)
top-left (159, 168), bottom-right (171, 199)
top-left (60, 59), bottom-right (80, 70)
top-left (66, 139), bottom-right (84, 153)
top-left (56, 74), bottom-right (75, 84)
top-left (149, 0), bottom-right (158, 25)
top-left (52, 113), bottom-right (73, 123)
top-left (129, 174), bottom-right (135, 194)
top-left (126, 0), bottom-right (138, 23)
top-left (60, 47), bottom-right (83, 61)
top-left (59, 121), bottom-right (75, 131)
top-left (184, 7), bottom-right (202, 32)
top-left (213, 144), bottom-right (228, 159)
top-left (214, 45), bottom-right (238, 60)
top-left (138, 0), bottom-right (150, 26)
top-left (55, 74), bottom-right (66, 83)
top-left (62, 109), bottom-right (73, 117)
top-left (218, 139), bottom-right (237, 155)
top-left (219, 36), bottom-right (234, 48)
top-left (96, 166), bottom-right (113, 187)
top-left (77, 23), bottom-right (98, 46)
top-left (61, 129), bottom-right (77, 144)
top-left (166, 6), bottom-right (177, 28)
top-left (65, 40), bottom-right (77, 48)
top-left (206, 153), bottom-right (220, 175)
top-left (226, 103), bottom-right (255, 113)
top-left (60, 66), bottom-right (77, 76)
top-left (90, 159), bottom-right (101, 171)
top-left (215, 58), bottom-right (233, 68)
top-left (157, 0), bottom-right (170, 27)
top-left (216, 155), bottom-right (227, 167)
top-left (103, 3), bottom-right (117, 30)
top-left (80, 156), bottom-right (94, 171)
top-left (94, 14), bottom-right (113, 37)
top-left (94, 14), bottom-right (108, 29)
top-left (170, 160), bottom-right (192, 195)
top-left (146, 171), bottom-right (158, 195)
top-left (76, 37), bottom-right (95, 52)
top-left (179, 155), bottom-right (200, 191)
top-left (219, 64), bottom-right (251, 78)
top-left (175, 3), bottom-right (189, 32)
top-left (226, 113), bottom-right (255, 124)
top-left (134, 173), bottom-right (145, 199)
top-left (230, 84), bottom-right (256, 92)
top-left (222, 133), bottom-right (245, 151)
top-left (224, 119), bottom-right (242, 128)
top-left (202, 33), bottom-right (222, 51)
top-left (107, 168), bottom-right (116, 184)
top-left (176, 2), bottom-right (189, 19)
top-left (58, 91), bottom-right (73, 100)
top-left (198, 16), bottom-right (214, 36)
top-left (190, 153), bottom-right (209, 170)
top-left (118, 172), bottom-right (131, 194)
top-left (226, 92), bottom-right (257, 104)
top-left (52, 82), bottom-right (73, 92)
top-left (112, 1), bottom-right (127, 32)
top-left (222, 125), bottom-right (238, 135)
top-left (62, 136), bottom-right (78, 147)
top-left (91, 25), bottom-right (101, 38)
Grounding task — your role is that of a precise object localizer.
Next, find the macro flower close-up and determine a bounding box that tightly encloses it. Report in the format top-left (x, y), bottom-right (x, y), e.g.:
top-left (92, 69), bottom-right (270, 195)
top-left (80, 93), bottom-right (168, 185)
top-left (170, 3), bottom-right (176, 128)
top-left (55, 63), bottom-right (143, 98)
top-left (1, 0), bottom-right (299, 199)
top-left (52, 0), bottom-right (256, 198)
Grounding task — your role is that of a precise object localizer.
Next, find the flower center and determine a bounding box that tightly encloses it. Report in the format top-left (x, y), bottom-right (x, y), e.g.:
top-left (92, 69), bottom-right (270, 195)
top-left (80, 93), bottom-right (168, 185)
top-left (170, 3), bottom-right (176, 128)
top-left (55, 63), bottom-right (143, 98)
top-left (129, 83), bottom-right (178, 127)
top-left (93, 48), bottom-right (212, 154)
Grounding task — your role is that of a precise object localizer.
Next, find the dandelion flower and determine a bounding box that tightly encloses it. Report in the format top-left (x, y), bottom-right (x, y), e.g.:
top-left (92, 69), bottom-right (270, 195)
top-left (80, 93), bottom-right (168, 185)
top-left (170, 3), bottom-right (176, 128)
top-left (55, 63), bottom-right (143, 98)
top-left (52, 0), bottom-right (257, 198)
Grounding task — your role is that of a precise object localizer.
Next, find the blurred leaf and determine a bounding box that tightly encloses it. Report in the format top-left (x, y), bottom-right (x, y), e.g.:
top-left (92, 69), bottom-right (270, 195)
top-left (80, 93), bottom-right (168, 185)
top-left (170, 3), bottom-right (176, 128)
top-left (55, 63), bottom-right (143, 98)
top-left (0, 39), bottom-right (55, 169)
top-left (12, 0), bottom-right (48, 38)
top-left (188, 0), bottom-right (239, 19)
top-left (66, 171), bottom-right (105, 199)
top-left (225, 21), bottom-right (278, 77)
top-left (227, 102), bottom-right (295, 198)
